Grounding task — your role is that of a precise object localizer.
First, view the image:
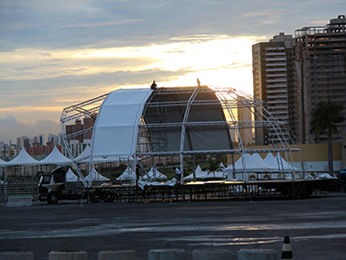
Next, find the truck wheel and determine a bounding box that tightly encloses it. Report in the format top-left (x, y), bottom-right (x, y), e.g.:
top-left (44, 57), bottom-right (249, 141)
top-left (47, 192), bottom-right (59, 204)
top-left (90, 191), bottom-right (101, 202)
top-left (103, 192), bottom-right (114, 202)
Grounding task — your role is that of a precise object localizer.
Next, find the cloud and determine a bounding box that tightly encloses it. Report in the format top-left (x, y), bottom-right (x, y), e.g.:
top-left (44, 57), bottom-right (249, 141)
top-left (0, 68), bottom-right (192, 110)
top-left (2, 0), bottom-right (341, 51)
top-left (0, 116), bottom-right (59, 143)
top-left (0, 0), bottom-right (343, 143)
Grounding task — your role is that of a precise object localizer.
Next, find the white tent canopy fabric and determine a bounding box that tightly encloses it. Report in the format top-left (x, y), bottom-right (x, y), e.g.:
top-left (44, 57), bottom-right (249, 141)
top-left (142, 167), bottom-right (167, 181)
top-left (117, 166), bottom-right (136, 182)
top-left (91, 88), bottom-right (152, 162)
top-left (6, 148), bottom-right (39, 166)
top-left (184, 165), bottom-right (210, 180)
top-left (85, 166), bottom-right (110, 182)
top-left (39, 146), bottom-right (72, 165)
top-left (219, 162), bottom-right (226, 169)
top-left (275, 152), bottom-right (300, 171)
top-left (224, 153), bottom-right (271, 173)
top-left (74, 145), bottom-right (91, 162)
top-left (65, 168), bottom-right (79, 182)
top-left (251, 153), bottom-right (278, 172)
top-left (264, 153), bottom-right (279, 169)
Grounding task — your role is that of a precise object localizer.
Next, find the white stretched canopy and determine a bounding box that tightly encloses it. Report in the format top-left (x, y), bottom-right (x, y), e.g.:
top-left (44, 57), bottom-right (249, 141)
top-left (251, 153), bottom-right (277, 171)
top-left (85, 166), bottom-right (110, 182)
top-left (91, 88), bottom-right (152, 162)
top-left (39, 146), bottom-right (72, 165)
top-left (224, 153), bottom-right (270, 172)
top-left (66, 168), bottom-right (79, 182)
top-left (275, 152), bottom-right (300, 171)
top-left (74, 145), bottom-right (91, 162)
top-left (184, 165), bottom-right (210, 180)
top-left (116, 166), bottom-right (136, 181)
top-left (142, 167), bottom-right (167, 180)
top-left (7, 148), bottom-right (39, 166)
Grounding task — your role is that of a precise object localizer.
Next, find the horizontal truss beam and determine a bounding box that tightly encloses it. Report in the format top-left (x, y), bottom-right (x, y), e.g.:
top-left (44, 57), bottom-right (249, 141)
top-left (136, 147), bottom-right (301, 157)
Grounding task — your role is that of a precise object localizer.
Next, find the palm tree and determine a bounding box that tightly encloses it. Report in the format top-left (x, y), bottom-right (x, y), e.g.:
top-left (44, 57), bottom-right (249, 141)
top-left (310, 101), bottom-right (344, 175)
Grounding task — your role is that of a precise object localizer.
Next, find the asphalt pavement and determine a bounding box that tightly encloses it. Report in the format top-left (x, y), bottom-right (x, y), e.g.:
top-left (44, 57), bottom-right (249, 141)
top-left (1, 194), bottom-right (346, 259)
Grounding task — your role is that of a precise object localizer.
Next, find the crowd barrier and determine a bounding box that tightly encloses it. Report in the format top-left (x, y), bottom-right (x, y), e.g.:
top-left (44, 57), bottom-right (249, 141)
top-left (0, 248), bottom-right (279, 260)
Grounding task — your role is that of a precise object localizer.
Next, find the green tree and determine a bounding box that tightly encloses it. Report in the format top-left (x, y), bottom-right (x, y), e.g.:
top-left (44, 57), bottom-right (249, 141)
top-left (310, 101), bottom-right (344, 175)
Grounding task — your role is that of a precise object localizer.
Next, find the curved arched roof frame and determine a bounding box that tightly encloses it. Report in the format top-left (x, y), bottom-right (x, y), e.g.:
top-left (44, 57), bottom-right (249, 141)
top-left (61, 85), bottom-right (299, 168)
top-left (91, 88), bottom-right (152, 161)
top-left (139, 86), bottom-right (233, 157)
top-left (90, 86), bottom-right (234, 161)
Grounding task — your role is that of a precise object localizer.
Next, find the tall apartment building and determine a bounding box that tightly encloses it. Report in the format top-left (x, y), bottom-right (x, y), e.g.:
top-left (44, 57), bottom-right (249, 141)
top-left (295, 15), bottom-right (346, 144)
top-left (83, 116), bottom-right (95, 141)
top-left (64, 117), bottom-right (95, 157)
top-left (252, 33), bottom-right (295, 145)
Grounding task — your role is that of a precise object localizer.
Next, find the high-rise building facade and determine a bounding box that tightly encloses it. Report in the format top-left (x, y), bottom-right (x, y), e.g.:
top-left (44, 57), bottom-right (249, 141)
top-left (253, 15), bottom-right (346, 165)
top-left (252, 33), bottom-right (295, 145)
top-left (295, 15), bottom-right (346, 144)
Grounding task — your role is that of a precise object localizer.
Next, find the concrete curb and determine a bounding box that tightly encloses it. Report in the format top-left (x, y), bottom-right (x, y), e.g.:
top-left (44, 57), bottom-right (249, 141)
top-left (0, 251), bottom-right (34, 260)
top-left (6, 196), bottom-right (33, 207)
top-left (98, 250), bottom-right (136, 260)
top-left (148, 249), bottom-right (186, 260)
top-left (48, 251), bottom-right (88, 260)
top-left (237, 249), bottom-right (277, 260)
top-left (192, 248), bottom-right (236, 260)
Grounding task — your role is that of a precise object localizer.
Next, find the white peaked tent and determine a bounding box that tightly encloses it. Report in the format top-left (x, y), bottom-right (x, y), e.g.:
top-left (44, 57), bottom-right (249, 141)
top-left (7, 147), bottom-right (39, 166)
top-left (142, 167), bottom-right (167, 181)
top-left (184, 165), bottom-right (210, 181)
top-left (207, 170), bottom-right (227, 179)
top-left (39, 146), bottom-right (72, 165)
top-left (224, 153), bottom-right (270, 173)
top-left (275, 152), bottom-right (300, 171)
top-left (117, 166), bottom-right (136, 181)
top-left (85, 166), bottom-right (110, 182)
top-left (65, 168), bottom-right (79, 182)
top-left (219, 162), bottom-right (226, 169)
top-left (264, 152), bottom-right (286, 171)
top-left (75, 145), bottom-right (128, 163)
top-left (74, 145), bottom-right (91, 162)
top-left (251, 153), bottom-right (277, 171)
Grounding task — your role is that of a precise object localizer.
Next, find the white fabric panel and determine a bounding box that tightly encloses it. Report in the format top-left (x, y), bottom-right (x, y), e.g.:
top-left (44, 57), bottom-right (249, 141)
top-left (74, 145), bottom-right (91, 162)
top-left (85, 166), bottom-right (110, 181)
top-left (65, 168), bottom-right (78, 182)
top-left (142, 167), bottom-right (167, 180)
top-left (7, 148), bottom-right (39, 166)
top-left (117, 166), bottom-right (136, 181)
top-left (39, 146), bottom-right (72, 165)
top-left (92, 88), bottom-right (152, 160)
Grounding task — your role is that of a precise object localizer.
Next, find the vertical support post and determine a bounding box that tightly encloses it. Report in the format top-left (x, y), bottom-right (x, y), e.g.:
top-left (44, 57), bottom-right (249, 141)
top-left (179, 85), bottom-right (199, 184)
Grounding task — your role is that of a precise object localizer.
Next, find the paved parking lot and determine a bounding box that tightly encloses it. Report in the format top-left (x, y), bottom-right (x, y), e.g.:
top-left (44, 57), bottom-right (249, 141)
top-left (1, 195), bottom-right (346, 259)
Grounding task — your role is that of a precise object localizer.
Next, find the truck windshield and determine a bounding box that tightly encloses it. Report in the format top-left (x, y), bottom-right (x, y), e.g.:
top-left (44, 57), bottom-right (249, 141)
top-left (39, 175), bottom-right (51, 185)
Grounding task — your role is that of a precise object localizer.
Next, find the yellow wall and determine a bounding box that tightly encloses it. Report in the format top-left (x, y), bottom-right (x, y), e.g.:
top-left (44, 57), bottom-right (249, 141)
top-left (291, 143), bottom-right (342, 162)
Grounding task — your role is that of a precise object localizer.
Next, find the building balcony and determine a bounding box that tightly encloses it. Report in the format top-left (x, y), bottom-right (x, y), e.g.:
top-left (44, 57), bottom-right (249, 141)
top-left (266, 78), bottom-right (287, 83)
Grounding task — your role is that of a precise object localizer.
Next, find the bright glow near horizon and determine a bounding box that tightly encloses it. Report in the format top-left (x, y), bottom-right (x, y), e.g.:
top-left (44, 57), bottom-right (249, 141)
top-left (0, 34), bottom-right (262, 104)
top-left (0, 34), bottom-right (265, 141)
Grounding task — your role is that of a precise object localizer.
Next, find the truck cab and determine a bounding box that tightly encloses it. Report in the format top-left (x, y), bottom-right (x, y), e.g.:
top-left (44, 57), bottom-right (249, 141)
top-left (38, 166), bottom-right (67, 204)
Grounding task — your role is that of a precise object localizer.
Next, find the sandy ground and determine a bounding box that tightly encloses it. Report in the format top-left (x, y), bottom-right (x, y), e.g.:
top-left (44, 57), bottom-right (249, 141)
top-left (1, 194), bottom-right (346, 259)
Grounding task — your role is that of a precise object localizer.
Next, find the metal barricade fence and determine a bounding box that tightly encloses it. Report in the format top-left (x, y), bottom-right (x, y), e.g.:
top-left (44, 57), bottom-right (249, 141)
top-left (0, 183), bottom-right (38, 202)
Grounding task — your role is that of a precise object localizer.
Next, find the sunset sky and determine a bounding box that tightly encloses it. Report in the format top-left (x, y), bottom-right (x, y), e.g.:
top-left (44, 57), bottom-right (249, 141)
top-left (0, 0), bottom-right (344, 143)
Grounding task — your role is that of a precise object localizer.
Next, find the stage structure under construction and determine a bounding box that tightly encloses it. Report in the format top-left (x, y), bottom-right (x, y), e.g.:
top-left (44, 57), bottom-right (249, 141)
top-left (61, 83), bottom-right (300, 184)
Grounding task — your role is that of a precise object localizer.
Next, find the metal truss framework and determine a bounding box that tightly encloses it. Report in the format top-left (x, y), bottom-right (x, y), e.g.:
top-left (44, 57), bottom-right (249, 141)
top-left (60, 85), bottom-right (300, 185)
